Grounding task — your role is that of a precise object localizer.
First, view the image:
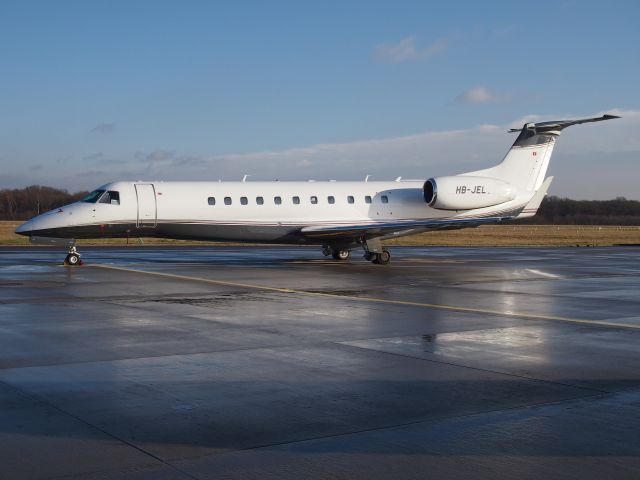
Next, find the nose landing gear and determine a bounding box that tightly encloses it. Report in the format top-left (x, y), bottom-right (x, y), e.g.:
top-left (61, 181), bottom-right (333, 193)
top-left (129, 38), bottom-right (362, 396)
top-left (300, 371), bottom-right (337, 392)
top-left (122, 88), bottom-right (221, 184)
top-left (64, 246), bottom-right (83, 266)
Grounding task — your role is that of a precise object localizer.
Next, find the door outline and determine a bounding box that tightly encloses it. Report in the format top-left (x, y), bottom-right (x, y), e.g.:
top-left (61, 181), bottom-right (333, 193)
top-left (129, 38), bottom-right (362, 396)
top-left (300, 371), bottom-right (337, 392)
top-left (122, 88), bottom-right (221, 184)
top-left (135, 184), bottom-right (157, 228)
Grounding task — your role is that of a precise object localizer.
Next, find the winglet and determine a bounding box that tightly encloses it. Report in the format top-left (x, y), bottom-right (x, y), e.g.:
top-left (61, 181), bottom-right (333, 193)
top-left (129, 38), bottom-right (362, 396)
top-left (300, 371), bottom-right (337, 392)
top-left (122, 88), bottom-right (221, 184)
top-left (517, 176), bottom-right (553, 218)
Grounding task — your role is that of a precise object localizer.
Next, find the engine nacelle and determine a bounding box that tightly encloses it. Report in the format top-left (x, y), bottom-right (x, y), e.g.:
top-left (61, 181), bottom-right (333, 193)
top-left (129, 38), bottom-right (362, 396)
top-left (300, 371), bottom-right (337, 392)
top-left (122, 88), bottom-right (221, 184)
top-left (423, 176), bottom-right (517, 210)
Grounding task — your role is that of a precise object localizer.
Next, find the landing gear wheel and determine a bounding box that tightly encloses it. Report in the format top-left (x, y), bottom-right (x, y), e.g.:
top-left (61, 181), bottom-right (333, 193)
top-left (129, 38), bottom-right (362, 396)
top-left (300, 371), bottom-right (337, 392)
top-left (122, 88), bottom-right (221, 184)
top-left (332, 249), bottom-right (351, 260)
top-left (65, 253), bottom-right (81, 266)
top-left (372, 249), bottom-right (391, 265)
top-left (64, 245), bottom-right (83, 266)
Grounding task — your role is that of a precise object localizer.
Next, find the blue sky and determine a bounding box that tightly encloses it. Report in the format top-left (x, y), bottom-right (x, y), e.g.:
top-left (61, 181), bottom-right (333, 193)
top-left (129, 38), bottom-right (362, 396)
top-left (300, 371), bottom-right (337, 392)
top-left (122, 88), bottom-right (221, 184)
top-left (1, 0), bottom-right (639, 198)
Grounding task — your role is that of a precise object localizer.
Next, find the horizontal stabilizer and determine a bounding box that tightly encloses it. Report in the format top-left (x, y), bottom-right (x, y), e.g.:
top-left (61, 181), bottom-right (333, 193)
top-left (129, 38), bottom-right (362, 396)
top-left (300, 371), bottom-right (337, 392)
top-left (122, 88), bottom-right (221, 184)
top-left (509, 114), bottom-right (619, 133)
top-left (517, 176), bottom-right (554, 218)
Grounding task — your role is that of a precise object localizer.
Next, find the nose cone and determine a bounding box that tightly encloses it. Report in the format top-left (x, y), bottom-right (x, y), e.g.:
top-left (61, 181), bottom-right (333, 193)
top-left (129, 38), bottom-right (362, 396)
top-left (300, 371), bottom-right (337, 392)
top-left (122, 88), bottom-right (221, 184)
top-left (15, 209), bottom-right (69, 237)
top-left (15, 219), bottom-right (34, 236)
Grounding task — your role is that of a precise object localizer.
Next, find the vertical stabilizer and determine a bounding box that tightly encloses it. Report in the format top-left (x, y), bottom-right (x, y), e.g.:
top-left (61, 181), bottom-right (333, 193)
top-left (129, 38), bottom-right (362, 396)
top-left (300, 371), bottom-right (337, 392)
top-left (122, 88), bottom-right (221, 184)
top-left (465, 114), bottom-right (619, 192)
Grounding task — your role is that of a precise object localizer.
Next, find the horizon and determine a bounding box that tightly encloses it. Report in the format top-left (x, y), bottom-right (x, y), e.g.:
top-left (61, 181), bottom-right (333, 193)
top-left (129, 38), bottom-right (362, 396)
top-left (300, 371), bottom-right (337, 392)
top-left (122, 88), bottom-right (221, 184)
top-left (1, 1), bottom-right (638, 200)
top-left (3, 180), bottom-right (640, 203)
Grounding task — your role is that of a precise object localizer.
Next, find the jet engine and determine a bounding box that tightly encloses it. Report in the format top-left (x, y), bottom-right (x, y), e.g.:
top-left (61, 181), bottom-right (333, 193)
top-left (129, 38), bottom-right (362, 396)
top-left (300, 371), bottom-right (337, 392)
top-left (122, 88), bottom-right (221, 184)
top-left (423, 176), bottom-right (517, 210)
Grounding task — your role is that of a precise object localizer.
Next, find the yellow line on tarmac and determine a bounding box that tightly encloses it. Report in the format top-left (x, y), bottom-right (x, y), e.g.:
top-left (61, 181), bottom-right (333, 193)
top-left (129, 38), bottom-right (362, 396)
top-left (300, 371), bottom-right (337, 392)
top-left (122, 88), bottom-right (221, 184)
top-left (93, 263), bottom-right (300, 294)
top-left (91, 264), bottom-right (640, 330)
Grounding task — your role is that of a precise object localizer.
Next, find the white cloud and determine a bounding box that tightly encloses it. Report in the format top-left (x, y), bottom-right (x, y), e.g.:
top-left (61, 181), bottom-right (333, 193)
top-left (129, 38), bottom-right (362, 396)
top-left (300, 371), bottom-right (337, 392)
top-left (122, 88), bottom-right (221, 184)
top-left (82, 152), bottom-right (104, 162)
top-left (373, 36), bottom-right (448, 63)
top-left (145, 149), bottom-right (174, 162)
top-left (11, 109), bottom-right (639, 200)
top-left (90, 122), bottom-right (116, 134)
top-left (454, 86), bottom-right (512, 105)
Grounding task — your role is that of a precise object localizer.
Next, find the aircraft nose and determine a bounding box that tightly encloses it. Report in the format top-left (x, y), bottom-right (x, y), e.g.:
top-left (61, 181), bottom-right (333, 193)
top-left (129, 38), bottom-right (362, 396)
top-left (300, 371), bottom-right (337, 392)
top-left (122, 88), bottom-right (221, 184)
top-left (15, 219), bottom-right (34, 236)
top-left (15, 210), bottom-right (61, 236)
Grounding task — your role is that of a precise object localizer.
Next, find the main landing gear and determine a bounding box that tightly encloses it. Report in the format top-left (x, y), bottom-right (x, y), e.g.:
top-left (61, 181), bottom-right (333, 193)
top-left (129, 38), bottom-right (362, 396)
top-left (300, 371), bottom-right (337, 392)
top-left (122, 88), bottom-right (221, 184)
top-left (361, 236), bottom-right (391, 265)
top-left (366, 249), bottom-right (391, 265)
top-left (322, 245), bottom-right (351, 261)
top-left (321, 241), bottom-right (391, 265)
top-left (332, 249), bottom-right (351, 260)
top-left (64, 245), bottom-right (83, 266)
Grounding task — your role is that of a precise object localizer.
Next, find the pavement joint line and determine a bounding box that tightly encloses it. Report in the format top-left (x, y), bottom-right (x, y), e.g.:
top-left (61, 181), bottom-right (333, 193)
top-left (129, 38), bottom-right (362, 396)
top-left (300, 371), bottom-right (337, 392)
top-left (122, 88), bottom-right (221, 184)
top-left (334, 341), bottom-right (608, 395)
top-left (90, 264), bottom-right (640, 330)
top-left (0, 379), bottom-right (201, 480)
top-left (214, 391), bottom-right (609, 459)
top-left (0, 340), bottom-right (322, 371)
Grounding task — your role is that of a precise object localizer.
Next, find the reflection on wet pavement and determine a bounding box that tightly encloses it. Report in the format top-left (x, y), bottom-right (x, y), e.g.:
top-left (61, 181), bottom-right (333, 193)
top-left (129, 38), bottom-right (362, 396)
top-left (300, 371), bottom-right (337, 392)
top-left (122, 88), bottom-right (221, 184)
top-left (0, 245), bottom-right (639, 479)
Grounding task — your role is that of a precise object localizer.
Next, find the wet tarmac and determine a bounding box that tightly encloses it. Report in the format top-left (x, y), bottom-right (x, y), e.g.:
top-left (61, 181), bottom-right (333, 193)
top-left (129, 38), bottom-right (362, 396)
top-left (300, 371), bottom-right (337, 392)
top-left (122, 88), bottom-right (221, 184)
top-left (1, 245), bottom-right (640, 479)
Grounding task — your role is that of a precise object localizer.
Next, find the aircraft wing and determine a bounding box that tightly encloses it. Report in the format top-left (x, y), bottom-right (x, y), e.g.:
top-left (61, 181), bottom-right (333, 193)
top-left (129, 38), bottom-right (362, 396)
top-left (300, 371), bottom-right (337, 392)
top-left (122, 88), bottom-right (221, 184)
top-left (300, 215), bottom-right (514, 240)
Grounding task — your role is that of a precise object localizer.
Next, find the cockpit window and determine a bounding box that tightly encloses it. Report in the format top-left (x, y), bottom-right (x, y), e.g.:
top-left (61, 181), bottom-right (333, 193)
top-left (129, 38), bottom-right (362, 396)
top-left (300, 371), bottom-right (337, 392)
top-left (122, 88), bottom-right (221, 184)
top-left (81, 189), bottom-right (105, 203)
top-left (99, 191), bottom-right (120, 205)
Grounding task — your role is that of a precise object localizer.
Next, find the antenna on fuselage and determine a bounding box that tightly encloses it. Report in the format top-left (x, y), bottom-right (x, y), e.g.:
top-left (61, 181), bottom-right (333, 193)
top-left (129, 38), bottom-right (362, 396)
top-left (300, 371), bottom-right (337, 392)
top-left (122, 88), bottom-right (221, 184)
top-left (365, 175), bottom-right (371, 182)
top-left (242, 174), bottom-right (250, 182)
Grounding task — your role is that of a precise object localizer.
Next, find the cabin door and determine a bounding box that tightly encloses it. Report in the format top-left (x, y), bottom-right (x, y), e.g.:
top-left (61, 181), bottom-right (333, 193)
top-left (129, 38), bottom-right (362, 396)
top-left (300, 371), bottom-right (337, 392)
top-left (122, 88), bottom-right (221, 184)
top-left (135, 184), bottom-right (157, 228)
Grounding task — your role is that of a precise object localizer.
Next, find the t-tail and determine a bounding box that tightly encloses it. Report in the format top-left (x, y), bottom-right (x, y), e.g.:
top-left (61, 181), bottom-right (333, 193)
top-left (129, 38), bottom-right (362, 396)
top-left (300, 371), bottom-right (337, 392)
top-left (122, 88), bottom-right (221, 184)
top-left (465, 114), bottom-right (620, 217)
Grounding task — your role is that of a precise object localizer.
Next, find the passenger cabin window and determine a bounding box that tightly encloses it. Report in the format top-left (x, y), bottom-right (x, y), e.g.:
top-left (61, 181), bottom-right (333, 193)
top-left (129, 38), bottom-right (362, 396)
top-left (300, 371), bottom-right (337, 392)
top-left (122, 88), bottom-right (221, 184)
top-left (274, 196), bottom-right (282, 205)
top-left (81, 190), bottom-right (105, 203)
top-left (381, 195), bottom-right (389, 204)
top-left (208, 197), bottom-right (216, 206)
top-left (310, 196), bottom-right (318, 204)
top-left (365, 195), bottom-right (372, 204)
top-left (256, 196), bottom-right (264, 205)
top-left (293, 196), bottom-right (300, 205)
top-left (328, 196), bottom-right (335, 204)
top-left (240, 197), bottom-right (248, 205)
top-left (347, 196), bottom-right (354, 204)
top-left (224, 197), bottom-right (232, 205)
top-left (99, 191), bottom-right (120, 205)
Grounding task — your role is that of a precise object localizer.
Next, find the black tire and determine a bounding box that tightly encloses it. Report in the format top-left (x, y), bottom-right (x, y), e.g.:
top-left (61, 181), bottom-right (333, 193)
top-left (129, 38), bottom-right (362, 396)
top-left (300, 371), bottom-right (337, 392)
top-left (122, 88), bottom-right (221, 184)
top-left (332, 249), bottom-right (350, 260)
top-left (65, 253), bottom-right (81, 266)
top-left (374, 250), bottom-right (391, 265)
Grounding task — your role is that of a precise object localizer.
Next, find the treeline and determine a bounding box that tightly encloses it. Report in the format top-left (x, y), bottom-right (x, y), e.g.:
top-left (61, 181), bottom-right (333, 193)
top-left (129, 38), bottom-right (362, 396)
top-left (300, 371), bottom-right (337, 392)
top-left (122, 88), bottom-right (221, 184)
top-left (518, 196), bottom-right (640, 225)
top-left (1, 186), bottom-right (640, 224)
top-left (0, 186), bottom-right (88, 220)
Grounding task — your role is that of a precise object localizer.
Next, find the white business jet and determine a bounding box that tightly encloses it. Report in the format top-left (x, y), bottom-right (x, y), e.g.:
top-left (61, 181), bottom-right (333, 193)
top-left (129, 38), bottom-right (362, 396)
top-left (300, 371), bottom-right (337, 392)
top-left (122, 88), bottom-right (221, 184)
top-left (16, 114), bottom-right (618, 265)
